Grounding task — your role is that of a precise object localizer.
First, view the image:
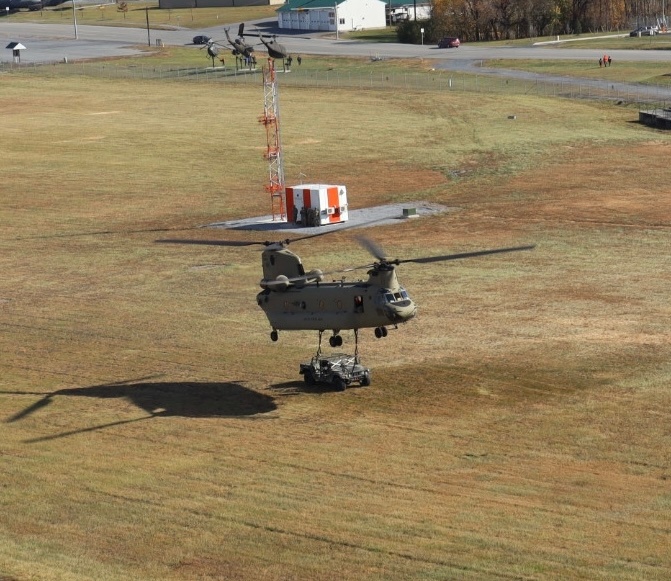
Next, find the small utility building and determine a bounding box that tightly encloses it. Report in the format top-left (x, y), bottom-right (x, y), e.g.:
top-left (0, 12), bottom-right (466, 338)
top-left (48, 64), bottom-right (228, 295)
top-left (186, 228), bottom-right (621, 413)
top-left (6, 42), bottom-right (26, 64)
top-left (278, 0), bottom-right (387, 32)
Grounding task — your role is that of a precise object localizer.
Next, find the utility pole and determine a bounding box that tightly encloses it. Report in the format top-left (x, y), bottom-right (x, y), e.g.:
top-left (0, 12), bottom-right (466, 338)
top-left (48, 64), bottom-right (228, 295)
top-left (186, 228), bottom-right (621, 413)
top-left (145, 6), bottom-right (150, 47)
top-left (72, 0), bottom-right (78, 40)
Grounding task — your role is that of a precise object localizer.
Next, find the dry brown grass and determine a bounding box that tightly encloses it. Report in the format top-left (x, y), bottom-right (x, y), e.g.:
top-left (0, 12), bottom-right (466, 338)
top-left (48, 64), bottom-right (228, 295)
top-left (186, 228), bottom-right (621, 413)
top-left (1, 71), bottom-right (671, 580)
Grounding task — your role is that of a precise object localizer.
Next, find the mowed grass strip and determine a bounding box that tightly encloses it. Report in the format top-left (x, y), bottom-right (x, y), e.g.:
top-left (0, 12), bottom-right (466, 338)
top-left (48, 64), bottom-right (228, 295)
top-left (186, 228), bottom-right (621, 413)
top-left (484, 58), bottom-right (671, 86)
top-left (1, 72), bottom-right (671, 580)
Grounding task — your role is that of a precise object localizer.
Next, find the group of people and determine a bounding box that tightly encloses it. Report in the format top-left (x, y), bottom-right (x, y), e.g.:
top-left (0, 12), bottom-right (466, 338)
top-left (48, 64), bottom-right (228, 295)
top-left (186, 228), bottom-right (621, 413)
top-left (599, 54), bottom-right (612, 67)
top-left (286, 55), bottom-right (303, 67)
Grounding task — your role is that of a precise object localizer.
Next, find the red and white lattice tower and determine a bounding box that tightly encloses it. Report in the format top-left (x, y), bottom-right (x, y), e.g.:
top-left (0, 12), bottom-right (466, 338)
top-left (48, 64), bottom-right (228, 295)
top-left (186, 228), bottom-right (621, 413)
top-left (258, 58), bottom-right (286, 221)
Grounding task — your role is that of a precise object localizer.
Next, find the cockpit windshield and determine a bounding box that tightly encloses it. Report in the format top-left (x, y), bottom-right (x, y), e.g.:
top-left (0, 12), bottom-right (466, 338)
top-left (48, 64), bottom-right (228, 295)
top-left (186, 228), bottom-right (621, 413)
top-left (385, 289), bottom-right (410, 303)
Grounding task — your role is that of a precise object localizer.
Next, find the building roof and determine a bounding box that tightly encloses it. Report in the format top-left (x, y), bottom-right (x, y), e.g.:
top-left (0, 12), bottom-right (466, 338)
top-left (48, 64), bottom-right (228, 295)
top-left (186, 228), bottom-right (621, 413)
top-left (277, 0), bottom-right (348, 12)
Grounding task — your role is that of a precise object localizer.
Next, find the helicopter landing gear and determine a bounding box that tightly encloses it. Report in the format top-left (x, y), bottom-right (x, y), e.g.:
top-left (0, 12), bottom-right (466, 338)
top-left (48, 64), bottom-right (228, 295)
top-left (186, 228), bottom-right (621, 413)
top-left (329, 332), bottom-right (343, 348)
top-left (374, 326), bottom-right (388, 339)
top-left (270, 329), bottom-right (279, 342)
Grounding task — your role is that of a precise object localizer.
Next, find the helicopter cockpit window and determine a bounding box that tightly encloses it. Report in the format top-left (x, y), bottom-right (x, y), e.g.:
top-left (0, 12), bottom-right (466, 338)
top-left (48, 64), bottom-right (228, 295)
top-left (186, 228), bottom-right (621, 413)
top-left (385, 290), bottom-right (409, 303)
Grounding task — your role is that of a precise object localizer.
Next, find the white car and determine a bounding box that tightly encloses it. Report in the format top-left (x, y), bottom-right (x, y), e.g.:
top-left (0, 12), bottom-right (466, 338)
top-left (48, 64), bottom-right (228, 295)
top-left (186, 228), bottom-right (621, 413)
top-left (630, 26), bottom-right (657, 36)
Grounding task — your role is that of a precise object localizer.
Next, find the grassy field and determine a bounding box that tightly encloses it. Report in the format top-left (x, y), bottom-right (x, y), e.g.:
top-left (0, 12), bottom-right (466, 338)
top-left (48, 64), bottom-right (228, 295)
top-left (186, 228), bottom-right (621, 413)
top-left (484, 58), bottom-right (671, 86)
top-left (1, 62), bottom-right (671, 580)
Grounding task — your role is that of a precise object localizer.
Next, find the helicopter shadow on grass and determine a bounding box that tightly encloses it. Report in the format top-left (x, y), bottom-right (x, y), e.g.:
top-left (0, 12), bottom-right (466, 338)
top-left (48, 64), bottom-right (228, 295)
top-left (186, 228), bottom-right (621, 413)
top-left (3, 377), bottom-right (277, 443)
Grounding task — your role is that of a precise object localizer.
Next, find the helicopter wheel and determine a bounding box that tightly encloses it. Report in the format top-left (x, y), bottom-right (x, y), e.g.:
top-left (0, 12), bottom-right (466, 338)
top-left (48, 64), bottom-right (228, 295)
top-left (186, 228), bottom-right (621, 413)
top-left (270, 330), bottom-right (279, 342)
top-left (329, 334), bottom-right (343, 348)
top-left (375, 327), bottom-right (388, 339)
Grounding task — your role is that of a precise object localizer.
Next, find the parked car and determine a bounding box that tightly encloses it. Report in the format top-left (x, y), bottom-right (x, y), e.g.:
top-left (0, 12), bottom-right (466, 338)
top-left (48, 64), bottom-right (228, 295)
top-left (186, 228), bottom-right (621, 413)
top-left (630, 26), bottom-right (657, 36)
top-left (437, 36), bottom-right (460, 48)
top-left (192, 35), bottom-right (212, 45)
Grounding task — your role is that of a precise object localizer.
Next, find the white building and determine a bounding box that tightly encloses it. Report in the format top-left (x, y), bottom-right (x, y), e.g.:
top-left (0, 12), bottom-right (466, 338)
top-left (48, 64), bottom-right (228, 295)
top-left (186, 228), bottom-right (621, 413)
top-left (278, 0), bottom-right (387, 32)
top-left (387, 0), bottom-right (431, 23)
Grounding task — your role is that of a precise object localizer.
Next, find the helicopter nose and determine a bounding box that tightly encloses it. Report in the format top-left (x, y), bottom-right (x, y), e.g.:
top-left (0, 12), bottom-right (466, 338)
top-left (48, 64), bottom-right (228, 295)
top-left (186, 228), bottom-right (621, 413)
top-left (383, 300), bottom-right (417, 323)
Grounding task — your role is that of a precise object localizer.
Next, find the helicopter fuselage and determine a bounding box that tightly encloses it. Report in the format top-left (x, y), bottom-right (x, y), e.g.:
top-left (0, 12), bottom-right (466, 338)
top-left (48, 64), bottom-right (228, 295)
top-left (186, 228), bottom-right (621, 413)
top-left (256, 274), bottom-right (416, 333)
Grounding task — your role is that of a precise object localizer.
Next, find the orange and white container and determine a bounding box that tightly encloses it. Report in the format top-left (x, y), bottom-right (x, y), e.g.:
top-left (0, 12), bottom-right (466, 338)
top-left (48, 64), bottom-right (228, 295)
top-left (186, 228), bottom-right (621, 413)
top-left (285, 184), bottom-right (348, 226)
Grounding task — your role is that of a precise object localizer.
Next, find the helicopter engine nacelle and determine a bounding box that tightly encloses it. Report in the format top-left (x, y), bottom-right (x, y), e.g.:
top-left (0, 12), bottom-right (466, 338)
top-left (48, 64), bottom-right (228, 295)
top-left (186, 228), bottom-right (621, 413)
top-left (260, 275), bottom-right (290, 291)
top-left (295, 269), bottom-right (323, 287)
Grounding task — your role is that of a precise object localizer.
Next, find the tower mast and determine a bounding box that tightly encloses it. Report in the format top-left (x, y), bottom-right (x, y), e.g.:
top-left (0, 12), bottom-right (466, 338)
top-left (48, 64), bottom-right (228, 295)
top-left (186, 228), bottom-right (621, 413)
top-left (259, 58), bottom-right (286, 221)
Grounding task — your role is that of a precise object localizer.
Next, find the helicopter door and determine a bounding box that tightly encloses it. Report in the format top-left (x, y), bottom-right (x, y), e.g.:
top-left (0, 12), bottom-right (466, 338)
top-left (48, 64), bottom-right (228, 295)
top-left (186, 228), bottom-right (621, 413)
top-left (354, 295), bottom-right (364, 313)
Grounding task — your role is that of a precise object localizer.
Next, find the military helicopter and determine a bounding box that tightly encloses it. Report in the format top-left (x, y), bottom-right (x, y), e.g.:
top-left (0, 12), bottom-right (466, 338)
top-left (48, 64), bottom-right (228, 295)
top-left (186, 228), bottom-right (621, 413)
top-left (158, 233), bottom-right (534, 351)
top-left (224, 23), bottom-right (255, 60)
top-left (200, 39), bottom-right (226, 67)
top-left (257, 32), bottom-right (289, 61)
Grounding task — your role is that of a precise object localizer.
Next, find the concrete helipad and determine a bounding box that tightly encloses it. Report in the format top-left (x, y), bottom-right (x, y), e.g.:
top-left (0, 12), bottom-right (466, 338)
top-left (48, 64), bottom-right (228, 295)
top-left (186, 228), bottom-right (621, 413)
top-left (207, 201), bottom-right (451, 236)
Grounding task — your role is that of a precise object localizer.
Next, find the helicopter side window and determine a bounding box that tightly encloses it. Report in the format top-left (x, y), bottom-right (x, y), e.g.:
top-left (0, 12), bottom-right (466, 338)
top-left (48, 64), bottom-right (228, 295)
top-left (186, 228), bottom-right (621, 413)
top-left (400, 290), bottom-right (409, 299)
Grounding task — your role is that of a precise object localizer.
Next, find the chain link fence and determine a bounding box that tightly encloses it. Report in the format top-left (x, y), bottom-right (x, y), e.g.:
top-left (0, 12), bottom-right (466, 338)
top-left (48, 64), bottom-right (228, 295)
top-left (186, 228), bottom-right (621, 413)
top-left (2, 59), bottom-right (670, 110)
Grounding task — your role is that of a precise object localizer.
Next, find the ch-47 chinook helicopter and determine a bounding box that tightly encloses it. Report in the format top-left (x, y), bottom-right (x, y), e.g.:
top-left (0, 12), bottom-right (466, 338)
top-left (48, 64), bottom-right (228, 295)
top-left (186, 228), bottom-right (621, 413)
top-left (158, 233), bottom-right (534, 351)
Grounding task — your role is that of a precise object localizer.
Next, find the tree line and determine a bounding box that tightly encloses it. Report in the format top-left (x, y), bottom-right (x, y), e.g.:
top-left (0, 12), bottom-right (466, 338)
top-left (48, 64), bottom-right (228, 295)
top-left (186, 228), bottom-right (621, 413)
top-left (397, 0), bottom-right (669, 43)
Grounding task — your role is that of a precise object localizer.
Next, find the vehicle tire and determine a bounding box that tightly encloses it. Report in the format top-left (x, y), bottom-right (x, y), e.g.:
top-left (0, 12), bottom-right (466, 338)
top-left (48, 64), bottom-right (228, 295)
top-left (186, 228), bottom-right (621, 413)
top-left (360, 372), bottom-right (371, 387)
top-left (303, 370), bottom-right (316, 386)
top-left (333, 376), bottom-right (346, 391)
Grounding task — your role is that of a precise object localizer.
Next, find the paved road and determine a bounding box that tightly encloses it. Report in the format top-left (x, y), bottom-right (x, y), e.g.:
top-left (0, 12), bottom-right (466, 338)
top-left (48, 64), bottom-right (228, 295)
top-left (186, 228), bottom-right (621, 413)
top-left (4, 20), bottom-right (671, 65)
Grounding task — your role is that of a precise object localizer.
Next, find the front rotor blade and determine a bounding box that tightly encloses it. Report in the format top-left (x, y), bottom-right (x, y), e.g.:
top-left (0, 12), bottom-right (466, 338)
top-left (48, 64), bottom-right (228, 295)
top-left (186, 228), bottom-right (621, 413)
top-left (401, 245), bottom-right (536, 265)
top-left (356, 236), bottom-right (387, 261)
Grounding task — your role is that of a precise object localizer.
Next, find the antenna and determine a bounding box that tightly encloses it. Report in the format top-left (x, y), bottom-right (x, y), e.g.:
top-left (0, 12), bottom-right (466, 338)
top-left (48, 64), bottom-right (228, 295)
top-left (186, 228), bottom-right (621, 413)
top-left (258, 58), bottom-right (286, 221)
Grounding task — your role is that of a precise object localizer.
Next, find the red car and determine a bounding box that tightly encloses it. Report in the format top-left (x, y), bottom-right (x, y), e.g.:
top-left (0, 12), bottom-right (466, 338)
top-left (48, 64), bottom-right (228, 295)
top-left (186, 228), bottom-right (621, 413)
top-left (438, 37), bottom-right (460, 48)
